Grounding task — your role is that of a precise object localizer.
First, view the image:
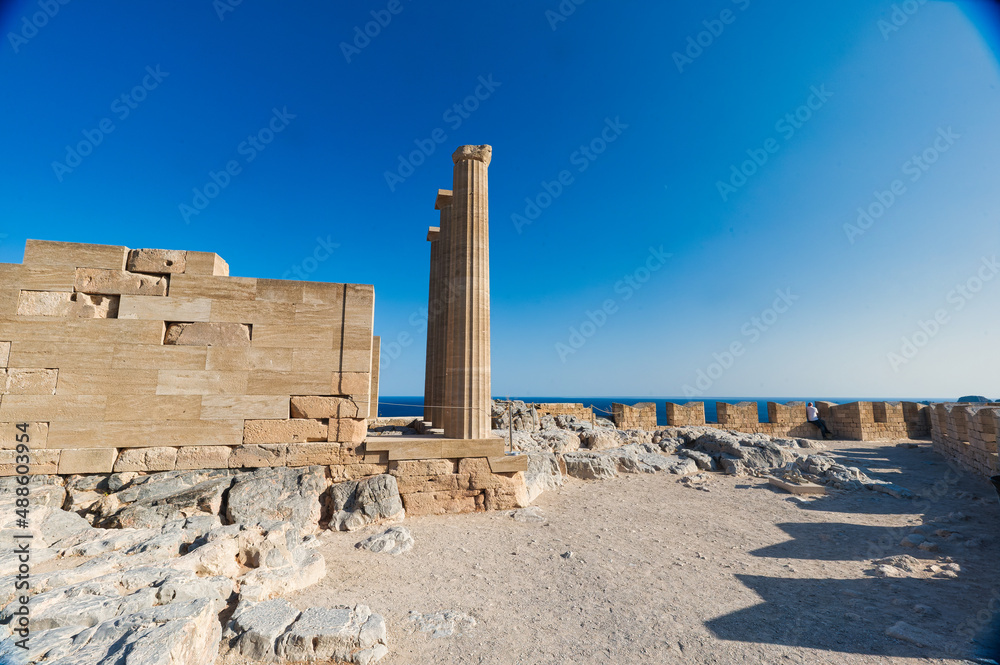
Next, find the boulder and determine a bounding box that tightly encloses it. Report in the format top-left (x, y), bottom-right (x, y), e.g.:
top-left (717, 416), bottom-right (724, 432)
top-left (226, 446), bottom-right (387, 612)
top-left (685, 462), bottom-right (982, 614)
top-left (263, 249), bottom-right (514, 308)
top-left (326, 475), bottom-right (404, 531)
top-left (356, 526), bottom-right (413, 555)
top-left (226, 598), bottom-right (300, 660)
top-left (580, 430), bottom-right (622, 451)
top-left (276, 605), bottom-right (388, 664)
top-left (562, 452), bottom-right (618, 480)
top-left (491, 400), bottom-right (540, 432)
top-left (227, 466), bottom-right (329, 535)
top-left (524, 452), bottom-right (563, 502)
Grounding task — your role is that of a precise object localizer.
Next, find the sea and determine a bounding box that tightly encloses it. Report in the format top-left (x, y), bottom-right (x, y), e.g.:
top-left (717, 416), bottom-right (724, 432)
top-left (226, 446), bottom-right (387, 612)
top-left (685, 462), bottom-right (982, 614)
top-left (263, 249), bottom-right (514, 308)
top-left (375, 396), bottom-right (948, 423)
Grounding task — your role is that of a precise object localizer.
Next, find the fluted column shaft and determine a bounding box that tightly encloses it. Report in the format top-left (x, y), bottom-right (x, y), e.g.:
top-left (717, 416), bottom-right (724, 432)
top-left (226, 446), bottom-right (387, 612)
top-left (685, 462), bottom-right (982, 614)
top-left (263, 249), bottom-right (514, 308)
top-left (444, 145), bottom-right (491, 439)
top-left (423, 225), bottom-right (441, 425)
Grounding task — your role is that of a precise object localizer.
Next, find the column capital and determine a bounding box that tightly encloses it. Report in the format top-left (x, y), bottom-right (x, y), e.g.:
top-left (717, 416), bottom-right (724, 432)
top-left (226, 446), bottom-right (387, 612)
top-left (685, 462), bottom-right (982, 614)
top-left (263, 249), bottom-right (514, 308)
top-left (434, 189), bottom-right (453, 210)
top-left (452, 145), bottom-right (492, 166)
top-left (427, 226), bottom-right (440, 242)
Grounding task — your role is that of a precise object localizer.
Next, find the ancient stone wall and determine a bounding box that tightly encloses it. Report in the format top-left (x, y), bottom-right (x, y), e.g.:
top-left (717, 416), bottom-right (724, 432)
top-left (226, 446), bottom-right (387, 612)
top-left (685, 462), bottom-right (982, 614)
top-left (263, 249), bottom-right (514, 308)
top-left (0, 240), bottom-right (377, 476)
top-left (533, 403), bottom-right (593, 421)
top-left (929, 402), bottom-right (1000, 478)
top-left (611, 402), bottom-right (657, 430)
top-left (663, 400), bottom-right (930, 441)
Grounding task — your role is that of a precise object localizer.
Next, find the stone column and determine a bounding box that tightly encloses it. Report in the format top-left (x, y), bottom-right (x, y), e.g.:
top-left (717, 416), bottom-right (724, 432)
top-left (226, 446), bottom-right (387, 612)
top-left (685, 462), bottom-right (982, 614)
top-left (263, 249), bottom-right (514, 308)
top-left (432, 191), bottom-right (453, 432)
top-left (444, 145), bottom-right (492, 439)
top-left (423, 225), bottom-right (441, 426)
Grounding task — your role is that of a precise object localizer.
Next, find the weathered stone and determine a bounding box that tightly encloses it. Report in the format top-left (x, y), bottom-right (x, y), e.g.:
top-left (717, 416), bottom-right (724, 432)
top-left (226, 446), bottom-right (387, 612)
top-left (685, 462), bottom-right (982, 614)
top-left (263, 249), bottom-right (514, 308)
top-left (238, 546), bottom-right (326, 602)
top-left (329, 417), bottom-right (368, 444)
top-left (291, 396), bottom-right (362, 419)
top-left (227, 597), bottom-right (300, 660)
top-left (4, 368), bottom-right (58, 395)
top-left (562, 452), bottom-right (618, 480)
top-left (356, 526), bottom-right (413, 555)
top-left (286, 442), bottom-right (343, 467)
top-left (58, 448), bottom-right (117, 475)
top-left (127, 248), bottom-right (187, 274)
top-left (244, 419), bottom-right (327, 444)
top-left (400, 490), bottom-right (480, 517)
top-left (885, 621), bottom-right (946, 648)
top-left (227, 466), bottom-right (329, 534)
top-left (277, 606), bottom-right (387, 663)
top-left (175, 446), bottom-right (231, 470)
top-left (14, 290), bottom-right (112, 317)
top-left (75, 267), bottom-right (168, 296)
top-left (483, 482), bottom-right (529, 511)
top-left (101, 476), bottom-right (233, 529)
top-left (113, 447), bottom-right (178, 472)
top-left (229, 444), bottom-right (288, 468)
top-left (328, 462), bottom-right (390, 483)
top-left (394, 473), bottom-right (467, 494)
top-left (0, 448), bottom-right (59, 476)
top-left (172, 534), bottom-right (242, 578)
top-left (327, 474), bottom-right (404, 531)
top-left (389, 459), bottom-right (455, 476)
top-left (164, 322), bottom-right (250, 347)
top-left (580, 430), bottom-right (622, 451)
top-left (524, 452), bottom-right (563, 502)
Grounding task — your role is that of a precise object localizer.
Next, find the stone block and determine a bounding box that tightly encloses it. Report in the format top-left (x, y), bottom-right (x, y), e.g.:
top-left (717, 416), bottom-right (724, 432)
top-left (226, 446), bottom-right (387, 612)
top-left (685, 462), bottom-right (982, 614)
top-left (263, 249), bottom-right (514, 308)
top-left (200, 395), bottom-right (289, 420)
top-left (394, 473), bottom-right (468, 493)
top-left (58, 447), bottom-right (117, 474)
top-left (118, 295), bottom-right (211, 321)
top-left (244, 419), bottom-right (327, 444)
top-left (301, 281), bottom-right (346, 306)
top-left (104, 395), bottom-right (202, 421)
top-left (112, 344), bottom-right (207, 370)
top-left (290, 396), bottom-right (362, 419)
top-left (205, 346), bottom-right (292, 371)
top-left (46, 419), bottom-right (242, 449)
top-left (127, 248), bottom-right (187, 274)
top-left (0, 264), bottom-right (76, 292)
top-left (210, 300), bottom-right (296, 324)
top-left (328, 462), bottom-right (388, 482)
top-left (175, 445), bottom-right (232, 469)
top-left (164, 322), bottom-right (251, 347)
top-left (255, 278), bottom-right (304, 303)
top-left (286, 442), bottom-right (344, 467)
top-left (23, 239), bottom-right (128, 270)
top-left (328, 418), bottom-right (367, 444)
top-left (3, 368), bottom-right (58, 395)
top-left (458, 457), bottom-right (524, 491)
top-left (246, 371), bottom-right (335, 395)
top-left (0, 341), bottom-right (9, 367)
top-left (290, 347), bottom-right (371, 373)
top-left (184, 251), bottom-right (229, 276)
top-left (156, 370), bottom-right (248, 395)
top-left (369, 336), bottom-right (380, 419)
top-left (113, 446), bottom-right (178, 472)
top-left (400, 490), bottom-right (480, 516)
top-left (169, 274), bottom-right (254, 300)
top-left (54, 369), bottom-right (159, 395)
top-left (0, 395), bottom-right (105, 422)
top-left (0, 448), bottom-right (59, 475)
top-left (292, 302), bottom-right (345, 326)
top-left (75, 268), bottom-right (167, 296)
top-left (16, 290), bottom-right (118, 318)
top-left (334, 372), bottom-right (370, 397)
top-left (251, 324), bottom-right (336, 349)
top-left (389, 459), bottom-right (457, 476)
top-left (0, 422), bottom-right (48, 449)
top-left (229, 444), bottom-right (288, 468)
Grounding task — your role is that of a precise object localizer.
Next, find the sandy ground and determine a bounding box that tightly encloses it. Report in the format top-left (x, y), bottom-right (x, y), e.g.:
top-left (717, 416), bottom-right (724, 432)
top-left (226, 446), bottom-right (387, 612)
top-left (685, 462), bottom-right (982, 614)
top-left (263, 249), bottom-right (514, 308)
top-left (294, 439), bottom-right (1000, 665)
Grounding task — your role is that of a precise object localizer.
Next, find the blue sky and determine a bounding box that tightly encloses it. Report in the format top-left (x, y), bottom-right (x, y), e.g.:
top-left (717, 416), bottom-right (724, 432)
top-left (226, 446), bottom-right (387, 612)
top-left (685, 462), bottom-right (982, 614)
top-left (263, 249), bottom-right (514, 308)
top-left (2, 1), bottom-right (999, 399)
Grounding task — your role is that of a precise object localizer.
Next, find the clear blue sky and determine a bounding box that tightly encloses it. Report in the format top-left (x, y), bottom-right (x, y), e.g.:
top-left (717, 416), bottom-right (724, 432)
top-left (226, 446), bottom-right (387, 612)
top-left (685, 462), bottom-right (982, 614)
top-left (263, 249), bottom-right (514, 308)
top-left (2, 1), bottom-right (999, 399)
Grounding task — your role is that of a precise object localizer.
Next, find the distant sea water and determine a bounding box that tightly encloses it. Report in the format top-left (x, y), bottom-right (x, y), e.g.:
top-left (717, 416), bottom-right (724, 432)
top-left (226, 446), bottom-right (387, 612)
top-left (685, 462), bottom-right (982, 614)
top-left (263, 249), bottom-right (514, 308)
top-left (376, 396), bottom-right (947, 423)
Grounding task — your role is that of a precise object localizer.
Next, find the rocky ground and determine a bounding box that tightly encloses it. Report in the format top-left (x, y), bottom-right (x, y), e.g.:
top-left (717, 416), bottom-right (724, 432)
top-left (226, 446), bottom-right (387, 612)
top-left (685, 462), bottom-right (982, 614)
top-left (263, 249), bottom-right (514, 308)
top-left (0, 404), bottom-right (998, 664)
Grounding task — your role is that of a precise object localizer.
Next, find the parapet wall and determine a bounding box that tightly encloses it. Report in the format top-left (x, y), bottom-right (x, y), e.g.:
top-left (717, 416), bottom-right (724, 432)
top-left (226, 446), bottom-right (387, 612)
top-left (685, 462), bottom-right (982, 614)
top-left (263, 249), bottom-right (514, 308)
top-left (611, 402), bottom-right (657, 430)
top-left (533, 402), bottom-right (593, 421)
top-left (929, 402), bottom-right (1000, 478)
top-left (0, 240), bottom-right (377, 476)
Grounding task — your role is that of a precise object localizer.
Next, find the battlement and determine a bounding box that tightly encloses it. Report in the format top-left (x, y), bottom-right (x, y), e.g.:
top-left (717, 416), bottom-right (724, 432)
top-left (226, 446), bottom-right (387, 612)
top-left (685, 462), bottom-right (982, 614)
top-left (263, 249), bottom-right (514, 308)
top-left (929, 402), bottom-right (1000, 478)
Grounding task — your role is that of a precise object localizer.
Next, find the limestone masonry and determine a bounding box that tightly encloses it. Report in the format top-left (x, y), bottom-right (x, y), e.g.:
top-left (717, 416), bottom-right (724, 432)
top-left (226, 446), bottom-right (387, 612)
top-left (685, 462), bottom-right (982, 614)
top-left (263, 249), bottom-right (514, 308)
top-left (0, 239), bottom-right (376, 477)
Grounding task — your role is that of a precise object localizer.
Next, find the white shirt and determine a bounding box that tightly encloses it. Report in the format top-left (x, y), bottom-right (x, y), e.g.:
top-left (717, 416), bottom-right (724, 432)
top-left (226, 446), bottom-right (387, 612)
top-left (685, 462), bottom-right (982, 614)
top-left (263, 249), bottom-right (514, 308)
top-left (806, 405), bottom-right (819, 421)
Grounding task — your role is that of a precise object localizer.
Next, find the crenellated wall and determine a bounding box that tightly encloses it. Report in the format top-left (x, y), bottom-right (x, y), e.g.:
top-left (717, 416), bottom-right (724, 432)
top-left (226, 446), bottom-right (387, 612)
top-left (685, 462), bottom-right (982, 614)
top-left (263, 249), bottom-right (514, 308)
top-left (929, 402), bottom-right (1000, 478)
top-left (533, 402), bottom-right (593, 421)
top-left (611, 402), bottom-right (657, 430)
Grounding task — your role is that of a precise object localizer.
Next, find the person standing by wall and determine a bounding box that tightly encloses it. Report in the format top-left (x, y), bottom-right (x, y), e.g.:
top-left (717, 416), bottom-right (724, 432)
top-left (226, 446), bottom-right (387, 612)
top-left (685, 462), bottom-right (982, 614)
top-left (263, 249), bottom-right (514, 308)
top-left (807, 402), bottom-right (832, 439)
